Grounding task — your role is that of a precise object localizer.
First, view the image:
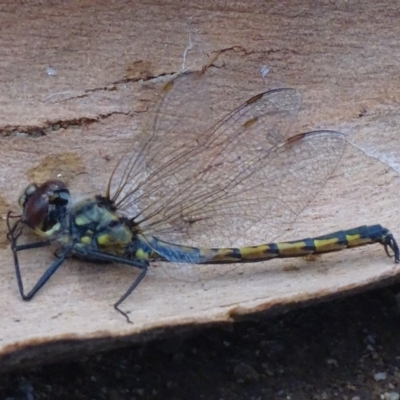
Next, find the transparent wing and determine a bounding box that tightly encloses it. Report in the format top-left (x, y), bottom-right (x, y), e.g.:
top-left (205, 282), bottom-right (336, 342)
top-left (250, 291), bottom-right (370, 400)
top-left (108, 70), bottom-right (334, 249)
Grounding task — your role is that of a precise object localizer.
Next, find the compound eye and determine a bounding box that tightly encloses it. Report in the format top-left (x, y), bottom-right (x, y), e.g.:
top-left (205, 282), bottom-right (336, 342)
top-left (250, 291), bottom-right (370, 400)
top-left (22, 188), bottom-right (50, 229)
top-left (18, 183), bottom-right (38, 209)
top-left (20, 180), bottom-right (70, 231)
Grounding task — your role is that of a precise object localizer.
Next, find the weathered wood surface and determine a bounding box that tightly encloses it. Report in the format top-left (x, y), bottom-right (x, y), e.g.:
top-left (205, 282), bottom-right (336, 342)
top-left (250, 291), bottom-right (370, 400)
top-left (1, 0), bottom-right (400, 369)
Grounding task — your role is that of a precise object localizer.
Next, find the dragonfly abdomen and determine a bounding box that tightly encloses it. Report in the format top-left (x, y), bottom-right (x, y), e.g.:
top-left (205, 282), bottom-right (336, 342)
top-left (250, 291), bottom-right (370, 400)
top-left (146, 225), bottom-right (399, 264)
top-left (203, 225), bottom-right (398, 263)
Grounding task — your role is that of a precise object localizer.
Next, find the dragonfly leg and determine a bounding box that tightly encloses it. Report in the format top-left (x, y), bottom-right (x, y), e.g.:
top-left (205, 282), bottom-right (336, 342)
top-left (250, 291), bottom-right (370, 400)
top-left (14, 244), bottom-right (71, 301)
top-left (7, 211), bottom-right (67, 300)
top-left (113, 264), bottom-right (148, 324)
top-left (74, 248), bottom-right (149, 323)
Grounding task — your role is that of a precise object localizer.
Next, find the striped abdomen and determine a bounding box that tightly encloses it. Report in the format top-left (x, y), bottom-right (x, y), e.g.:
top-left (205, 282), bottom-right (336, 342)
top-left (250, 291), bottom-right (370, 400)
top-left (142, 225), bottom-right (399, 264)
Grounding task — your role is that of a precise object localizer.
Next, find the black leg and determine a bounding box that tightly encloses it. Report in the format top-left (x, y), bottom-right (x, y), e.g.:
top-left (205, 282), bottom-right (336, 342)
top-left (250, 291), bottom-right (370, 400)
top-left (6, 211), bottom-right (24, 247)
top-left (7, 212), bottom-right (65, 300)
top-left (14, 244), bottom-right (72, 301)
top-left (77, 247), bottom-right (149, 323)
top-left (114, 265), bottom-right (148, 324)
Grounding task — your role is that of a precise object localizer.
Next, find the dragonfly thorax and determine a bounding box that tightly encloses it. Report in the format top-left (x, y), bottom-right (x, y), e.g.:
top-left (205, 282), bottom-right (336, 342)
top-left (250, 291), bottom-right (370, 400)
top-left (69, 196), bottom-right (136, 257)
top-left (19, 180), bottom-right (70, 236)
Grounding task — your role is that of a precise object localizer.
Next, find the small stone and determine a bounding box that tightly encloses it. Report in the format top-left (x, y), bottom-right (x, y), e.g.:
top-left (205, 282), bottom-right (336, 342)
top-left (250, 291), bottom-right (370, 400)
top-left (382, 392), bottom-right (400, 400)
top-left (374, 371), bottom-right (387, 381)
top-left (326, 358), bottom-right (338, 367)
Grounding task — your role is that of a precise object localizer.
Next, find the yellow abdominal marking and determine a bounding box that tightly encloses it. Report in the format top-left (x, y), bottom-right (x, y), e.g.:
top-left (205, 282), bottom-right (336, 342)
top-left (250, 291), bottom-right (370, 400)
top-left (345, 234), bottom-right (372, 247)
top-left (275, 242), bottom-right (312, 256)
top-left (237, 245), bottom-right (273, 259)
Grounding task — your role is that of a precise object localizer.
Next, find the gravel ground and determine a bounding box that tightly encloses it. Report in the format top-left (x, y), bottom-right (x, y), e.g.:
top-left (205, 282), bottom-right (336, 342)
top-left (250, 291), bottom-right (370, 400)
top-left (2, 285), bottom-right (400, 400)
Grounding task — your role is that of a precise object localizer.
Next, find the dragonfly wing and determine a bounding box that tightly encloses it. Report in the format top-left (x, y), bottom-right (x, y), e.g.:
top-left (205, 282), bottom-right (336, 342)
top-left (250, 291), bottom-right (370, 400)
top-left (170, 129), bottom-right (346, 249)
top-left (109, 71), bottom-right (308, 249)
top-left (108, 70), bottom-right (217, 208)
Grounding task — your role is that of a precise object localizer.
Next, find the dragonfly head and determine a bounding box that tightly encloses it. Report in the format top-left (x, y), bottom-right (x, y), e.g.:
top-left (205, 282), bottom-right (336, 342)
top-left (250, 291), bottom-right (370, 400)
top-left (19, 180), bottom-right (70, 236)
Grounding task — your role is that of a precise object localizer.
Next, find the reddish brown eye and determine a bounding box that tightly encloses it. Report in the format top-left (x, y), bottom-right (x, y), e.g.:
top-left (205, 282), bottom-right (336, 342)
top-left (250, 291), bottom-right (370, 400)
top-left (39, 180), bottom-right (68, 200)
top-left (20, 180), bottom-right (69, 230)
top-left (22, 189), bottom-right (50, 228)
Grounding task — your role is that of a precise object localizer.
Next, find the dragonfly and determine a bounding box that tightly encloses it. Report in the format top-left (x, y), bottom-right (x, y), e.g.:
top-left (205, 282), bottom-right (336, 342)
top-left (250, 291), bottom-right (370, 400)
top-left (7, 68), bottom-right (400, 323)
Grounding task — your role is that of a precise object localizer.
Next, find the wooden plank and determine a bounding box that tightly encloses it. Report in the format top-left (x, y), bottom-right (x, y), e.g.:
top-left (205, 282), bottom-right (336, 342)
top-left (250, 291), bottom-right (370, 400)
top-left (1, 0), bottom-right (400, 369)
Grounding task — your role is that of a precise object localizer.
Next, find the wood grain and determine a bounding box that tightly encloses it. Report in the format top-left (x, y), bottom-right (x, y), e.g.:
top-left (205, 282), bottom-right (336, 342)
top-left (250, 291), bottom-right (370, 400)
top-left (1, 0), bottom-right (400, 369)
